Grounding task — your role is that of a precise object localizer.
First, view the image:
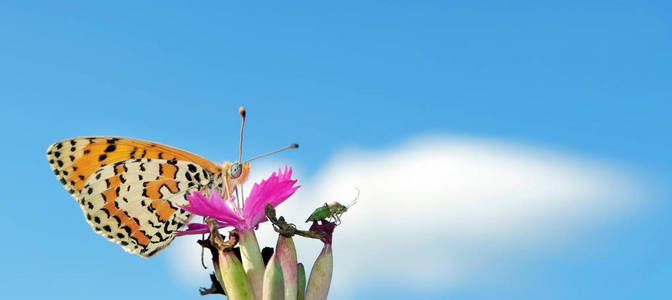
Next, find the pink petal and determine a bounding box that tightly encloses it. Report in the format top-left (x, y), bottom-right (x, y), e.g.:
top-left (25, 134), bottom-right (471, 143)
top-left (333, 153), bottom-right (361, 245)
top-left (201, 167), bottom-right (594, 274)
top-left (174, 221), bottom-right (229, 236)
top-left (181, 190), bottom-right (244, 225)
top-left (242, 166), bottom-right (300, 229)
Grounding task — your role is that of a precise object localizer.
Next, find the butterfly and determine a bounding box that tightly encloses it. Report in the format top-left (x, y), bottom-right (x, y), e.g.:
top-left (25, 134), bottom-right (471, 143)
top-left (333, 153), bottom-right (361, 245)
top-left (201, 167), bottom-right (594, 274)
top-left (46, 108), bottom-right (297, 257)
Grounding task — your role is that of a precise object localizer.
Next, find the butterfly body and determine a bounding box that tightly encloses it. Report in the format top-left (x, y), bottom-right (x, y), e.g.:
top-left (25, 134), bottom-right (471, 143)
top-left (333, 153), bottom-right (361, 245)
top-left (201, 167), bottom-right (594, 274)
top-left (47, 137), bottom-right (230, 257)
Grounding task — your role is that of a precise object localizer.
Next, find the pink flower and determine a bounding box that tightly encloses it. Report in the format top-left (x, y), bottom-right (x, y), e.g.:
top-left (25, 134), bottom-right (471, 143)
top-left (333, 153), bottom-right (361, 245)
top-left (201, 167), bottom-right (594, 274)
top-left (176, 166), bottom-right (300, 236)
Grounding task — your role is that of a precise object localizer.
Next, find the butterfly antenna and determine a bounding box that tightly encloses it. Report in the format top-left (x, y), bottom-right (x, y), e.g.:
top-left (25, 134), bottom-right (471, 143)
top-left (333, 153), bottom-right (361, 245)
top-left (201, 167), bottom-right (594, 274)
top-left (244, 143), bottom-right (299, 163)
top-left (238, 107), bottom-right (246, 162)
top-left (346, 187), bottom-right (360, 209)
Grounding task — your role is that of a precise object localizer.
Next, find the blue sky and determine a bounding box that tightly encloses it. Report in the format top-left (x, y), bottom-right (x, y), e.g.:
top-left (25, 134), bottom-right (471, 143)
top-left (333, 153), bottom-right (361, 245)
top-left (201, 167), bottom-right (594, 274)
top-left (1, 1), bottom-right (670, 299)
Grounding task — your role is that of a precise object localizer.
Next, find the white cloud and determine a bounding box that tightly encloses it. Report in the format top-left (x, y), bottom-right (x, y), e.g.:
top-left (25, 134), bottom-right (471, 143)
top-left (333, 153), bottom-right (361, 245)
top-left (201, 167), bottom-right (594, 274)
top-left (167, 135), bottom-right (642, 297)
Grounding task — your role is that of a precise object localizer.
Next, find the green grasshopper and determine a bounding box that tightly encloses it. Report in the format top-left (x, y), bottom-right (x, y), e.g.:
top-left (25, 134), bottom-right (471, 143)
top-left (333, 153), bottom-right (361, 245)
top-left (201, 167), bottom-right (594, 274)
top-left (305, 188), bottom-right (359, 225)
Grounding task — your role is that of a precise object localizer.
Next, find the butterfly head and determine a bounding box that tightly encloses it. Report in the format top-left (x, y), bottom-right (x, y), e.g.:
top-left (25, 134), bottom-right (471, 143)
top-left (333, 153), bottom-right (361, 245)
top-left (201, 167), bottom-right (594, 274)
top-left (225, 161), bottom-right (251, 185)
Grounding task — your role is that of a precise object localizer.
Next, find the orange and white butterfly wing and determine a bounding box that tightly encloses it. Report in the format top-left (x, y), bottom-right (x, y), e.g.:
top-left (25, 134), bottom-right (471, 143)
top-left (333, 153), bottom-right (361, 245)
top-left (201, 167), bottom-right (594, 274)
top-left (47, 137), bottom-right (223, 257)
top-left (81, 159), bottom-right (216, 256)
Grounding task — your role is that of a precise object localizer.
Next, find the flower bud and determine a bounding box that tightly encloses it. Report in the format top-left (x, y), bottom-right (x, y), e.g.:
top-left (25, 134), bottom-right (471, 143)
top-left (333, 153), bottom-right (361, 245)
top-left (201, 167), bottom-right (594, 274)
top-left (217, 249), bottom-right (254, 300)
top-left (297, 263), bottom-right (306, 300)
top-left (304, 244), bottom-right (333, 300)
top-left (239, 229), bottom-right (265, 300)
top-left (263, 254), bottom-right (285, 300)
top-left (276, 235), bottom-right (298, 300)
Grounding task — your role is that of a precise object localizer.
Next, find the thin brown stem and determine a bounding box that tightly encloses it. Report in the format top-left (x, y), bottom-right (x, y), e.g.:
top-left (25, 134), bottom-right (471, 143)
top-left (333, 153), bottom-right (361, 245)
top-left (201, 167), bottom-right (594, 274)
top-left (264, 203), bottom-right (325, 240)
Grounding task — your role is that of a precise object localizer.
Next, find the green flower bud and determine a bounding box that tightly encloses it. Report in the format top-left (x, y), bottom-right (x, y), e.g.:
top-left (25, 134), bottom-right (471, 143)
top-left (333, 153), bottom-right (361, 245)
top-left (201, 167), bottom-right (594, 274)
top-left (263, 254), bottom-right (285, 300)
top-left (217, 249), bottom-right (254, 300)
top-left (304, 244), bottom-right (333, 300)
top-left (276, 235), bottom-right (298, 300)
top-left (239, 228), bottom-right (265, 300)
top-left (297, 263), bottom-right (306, 300)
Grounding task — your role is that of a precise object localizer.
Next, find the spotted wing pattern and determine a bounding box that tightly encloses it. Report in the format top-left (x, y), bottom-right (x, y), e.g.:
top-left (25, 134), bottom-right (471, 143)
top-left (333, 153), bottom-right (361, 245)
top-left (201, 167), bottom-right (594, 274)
top-left (47, 137), bottom-right (224, 257)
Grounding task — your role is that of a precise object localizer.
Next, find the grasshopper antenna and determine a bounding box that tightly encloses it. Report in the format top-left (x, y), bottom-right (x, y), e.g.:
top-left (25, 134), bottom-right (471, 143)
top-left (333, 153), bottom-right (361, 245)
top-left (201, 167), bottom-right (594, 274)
top-left (346, 187), bottom-right (360, 209)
